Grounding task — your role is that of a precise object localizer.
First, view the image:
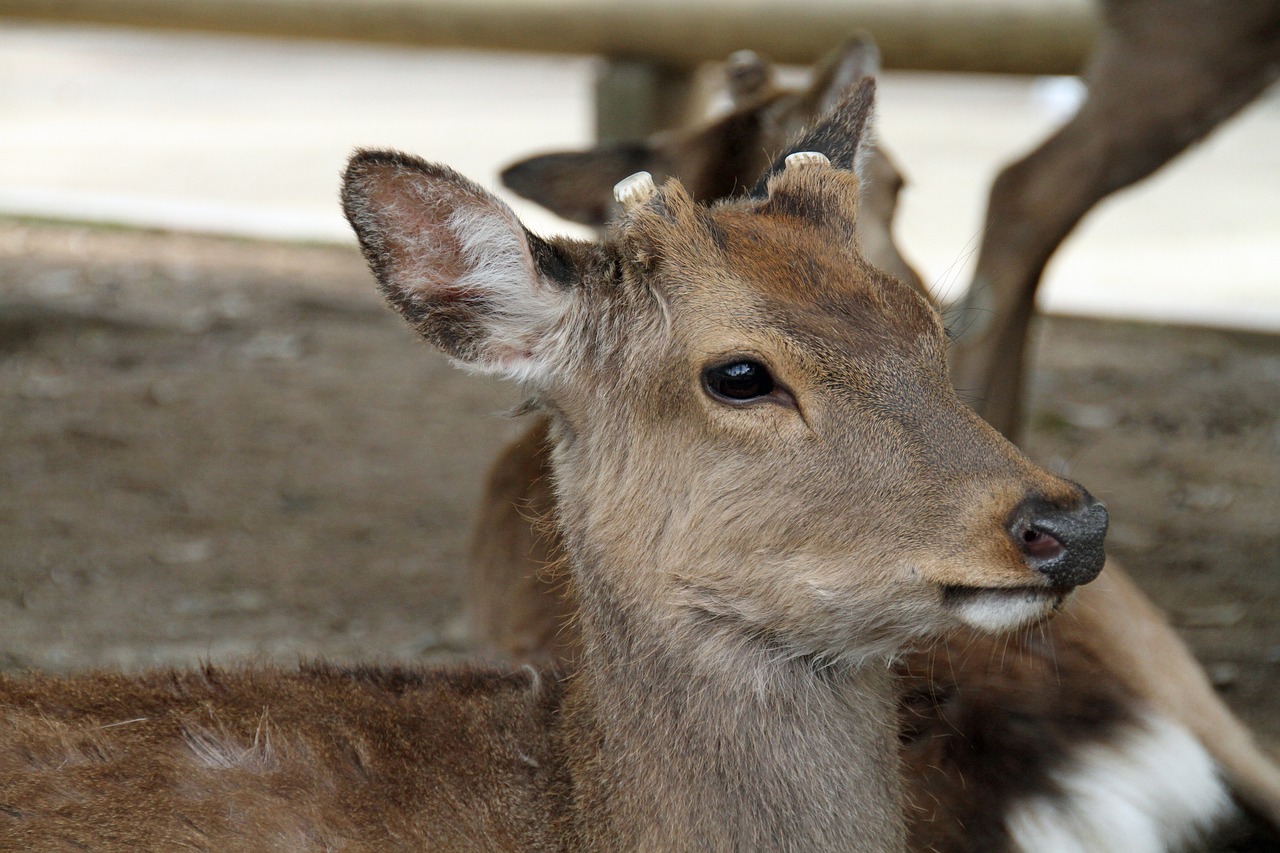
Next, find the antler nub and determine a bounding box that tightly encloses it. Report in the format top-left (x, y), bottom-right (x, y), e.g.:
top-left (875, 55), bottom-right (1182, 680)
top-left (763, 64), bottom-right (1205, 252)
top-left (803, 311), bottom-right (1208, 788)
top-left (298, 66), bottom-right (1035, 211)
top-left (613, 171), bottom-right (657, 209)
top-left (784, 151), bottom-right (832, 170)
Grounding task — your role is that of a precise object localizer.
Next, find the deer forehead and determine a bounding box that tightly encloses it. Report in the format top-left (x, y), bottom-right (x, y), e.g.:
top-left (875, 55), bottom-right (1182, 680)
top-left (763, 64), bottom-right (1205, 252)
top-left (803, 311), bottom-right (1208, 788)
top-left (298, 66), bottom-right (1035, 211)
top-left (613, 196), bottom-right (944, 373)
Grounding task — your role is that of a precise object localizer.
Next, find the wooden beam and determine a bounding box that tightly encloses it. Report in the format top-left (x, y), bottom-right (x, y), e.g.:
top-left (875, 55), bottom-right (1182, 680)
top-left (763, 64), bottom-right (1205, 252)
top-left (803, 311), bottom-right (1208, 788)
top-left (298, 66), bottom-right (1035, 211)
top-left (594, 60), bottom-right (696, 142)
top-left (0, 0), bottom-right (1100, 75)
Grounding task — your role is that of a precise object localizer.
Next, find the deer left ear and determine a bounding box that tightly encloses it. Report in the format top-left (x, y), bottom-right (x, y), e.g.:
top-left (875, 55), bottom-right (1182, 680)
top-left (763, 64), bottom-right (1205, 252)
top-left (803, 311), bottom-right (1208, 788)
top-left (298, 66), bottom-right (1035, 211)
top-left (749, 76), bottom-right (877, 198)
top-left (342, 149), bottom-right (579, 383)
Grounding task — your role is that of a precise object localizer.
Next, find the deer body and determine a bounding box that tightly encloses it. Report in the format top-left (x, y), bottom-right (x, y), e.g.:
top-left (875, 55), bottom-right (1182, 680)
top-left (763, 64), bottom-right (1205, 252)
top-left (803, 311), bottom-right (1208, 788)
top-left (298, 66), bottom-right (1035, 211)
top-left (0, 664), bottom-right (570, 850)
top-left (0, 611), bottom-right (899, 851)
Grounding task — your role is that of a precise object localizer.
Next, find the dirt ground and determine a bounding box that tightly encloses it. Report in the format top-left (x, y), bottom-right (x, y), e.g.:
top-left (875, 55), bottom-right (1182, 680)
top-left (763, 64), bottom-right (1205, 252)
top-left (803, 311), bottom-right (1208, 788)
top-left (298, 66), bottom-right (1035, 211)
top-left (1, 222), bottom-right (1277, 772)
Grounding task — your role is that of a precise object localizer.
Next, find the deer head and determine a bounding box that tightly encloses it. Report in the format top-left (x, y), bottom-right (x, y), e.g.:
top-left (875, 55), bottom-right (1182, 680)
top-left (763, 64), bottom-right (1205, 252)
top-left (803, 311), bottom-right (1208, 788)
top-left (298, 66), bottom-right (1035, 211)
top-left (342, 80), bottom-right (1107, 667)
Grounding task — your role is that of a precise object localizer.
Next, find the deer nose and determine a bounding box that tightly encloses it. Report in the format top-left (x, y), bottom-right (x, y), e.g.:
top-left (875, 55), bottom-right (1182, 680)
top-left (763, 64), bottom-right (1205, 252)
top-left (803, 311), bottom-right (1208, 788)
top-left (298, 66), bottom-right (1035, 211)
top-left (1008, 493), bottom-right (1109, 588)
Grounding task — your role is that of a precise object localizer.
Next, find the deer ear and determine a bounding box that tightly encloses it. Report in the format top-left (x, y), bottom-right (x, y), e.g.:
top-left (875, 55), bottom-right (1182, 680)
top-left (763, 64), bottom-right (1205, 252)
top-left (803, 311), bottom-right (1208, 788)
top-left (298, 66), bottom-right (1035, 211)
top-left (501, 144), bottom-right (658, 227)
top-left (807, 34), bottom-right (881, 115)
top-left (342, 150), bottom-right (577, 382)
top-left (749, 76), bottom-right (877, 198)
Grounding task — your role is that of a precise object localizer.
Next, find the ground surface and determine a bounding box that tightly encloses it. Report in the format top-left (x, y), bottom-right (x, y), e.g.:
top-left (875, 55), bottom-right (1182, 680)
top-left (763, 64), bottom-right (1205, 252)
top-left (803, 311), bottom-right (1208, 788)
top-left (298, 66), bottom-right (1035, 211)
top-left (1, 222), bottom-right (1277, 758)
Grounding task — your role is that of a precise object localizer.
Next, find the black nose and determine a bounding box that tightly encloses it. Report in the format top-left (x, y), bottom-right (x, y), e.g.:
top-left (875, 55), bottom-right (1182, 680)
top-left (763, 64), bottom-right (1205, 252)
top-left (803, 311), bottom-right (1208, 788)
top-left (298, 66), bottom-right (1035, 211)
top-left (1008, 493), bottom-right (1109, 588)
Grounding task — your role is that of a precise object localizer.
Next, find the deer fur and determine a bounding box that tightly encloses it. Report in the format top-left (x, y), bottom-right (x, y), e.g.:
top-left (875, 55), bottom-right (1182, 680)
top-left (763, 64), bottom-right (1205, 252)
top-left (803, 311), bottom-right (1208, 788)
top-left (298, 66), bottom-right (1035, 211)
top-left (472, 41), bottom-right (1280, 851)
top-left (0, 84), bottom-right (1110, 851)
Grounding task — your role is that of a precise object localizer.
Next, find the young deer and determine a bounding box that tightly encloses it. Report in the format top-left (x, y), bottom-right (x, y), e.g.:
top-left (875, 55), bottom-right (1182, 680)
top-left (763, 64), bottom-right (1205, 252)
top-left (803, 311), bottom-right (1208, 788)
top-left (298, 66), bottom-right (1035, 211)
top-left (473, 426), bottom-right (1274, 851)
top-left (0, 84), bottom-right (1109, 850)
top-left (470, 46), bottom-right (1280, 851)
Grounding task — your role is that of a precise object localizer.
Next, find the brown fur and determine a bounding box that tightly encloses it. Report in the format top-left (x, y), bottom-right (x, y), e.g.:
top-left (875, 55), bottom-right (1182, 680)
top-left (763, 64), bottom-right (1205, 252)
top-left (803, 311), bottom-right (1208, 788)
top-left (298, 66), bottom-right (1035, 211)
top-left (469, 420), bottom-right (574, 665)
top-left (468, 417), bottom-right (1208, 852)
top-left (471, 420), bottom-right (1280, 850)
top-left (0, 86), bottom-right (1106, 850)
top-left (0, 663), bottom-right (568, 851)
top-left (899, 621), bottom-right (1135, 853)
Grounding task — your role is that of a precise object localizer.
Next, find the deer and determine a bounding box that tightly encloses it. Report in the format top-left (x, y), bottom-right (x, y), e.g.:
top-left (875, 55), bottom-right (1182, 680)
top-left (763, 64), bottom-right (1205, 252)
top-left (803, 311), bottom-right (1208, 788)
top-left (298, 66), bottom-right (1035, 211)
top-left (501, 36), bottom-right (925, 296)
top-left (948, 0), bottom-right (1280, 439)
top-left (0, 83), bottom-right (1111, 850)
top-left (469, 42), bottom-right (1280, 851)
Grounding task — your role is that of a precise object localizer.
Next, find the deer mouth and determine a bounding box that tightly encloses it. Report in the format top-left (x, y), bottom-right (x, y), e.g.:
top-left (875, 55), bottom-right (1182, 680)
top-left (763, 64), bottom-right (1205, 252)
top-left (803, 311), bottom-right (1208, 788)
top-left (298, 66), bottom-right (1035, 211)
top-left (940, 584), bottom-right (1072, 633)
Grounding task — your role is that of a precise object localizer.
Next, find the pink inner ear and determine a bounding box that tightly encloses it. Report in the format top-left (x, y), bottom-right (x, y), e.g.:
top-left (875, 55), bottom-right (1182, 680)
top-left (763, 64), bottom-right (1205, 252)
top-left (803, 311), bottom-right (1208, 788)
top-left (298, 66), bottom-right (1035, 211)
top-left (360, 166), bottom-right (488, 305)
top-left (349, 156), bottom-right (562, 379)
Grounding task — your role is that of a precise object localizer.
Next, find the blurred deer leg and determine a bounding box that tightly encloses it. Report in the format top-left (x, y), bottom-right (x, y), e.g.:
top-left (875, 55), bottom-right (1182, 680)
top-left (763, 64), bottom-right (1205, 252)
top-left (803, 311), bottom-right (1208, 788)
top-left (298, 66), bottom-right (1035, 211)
top-left (950, 3), bottom-right (1280, 439)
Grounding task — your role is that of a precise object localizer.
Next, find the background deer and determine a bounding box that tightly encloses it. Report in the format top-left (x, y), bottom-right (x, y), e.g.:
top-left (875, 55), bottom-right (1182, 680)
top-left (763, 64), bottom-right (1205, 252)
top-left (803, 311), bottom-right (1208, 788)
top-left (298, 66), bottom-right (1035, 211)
top-left (469, 43), bottom-right (1280, 851)
top-left (0, 85), bottom-right (1109, 850)
top-left (501, 36), bottom-right (925, 297)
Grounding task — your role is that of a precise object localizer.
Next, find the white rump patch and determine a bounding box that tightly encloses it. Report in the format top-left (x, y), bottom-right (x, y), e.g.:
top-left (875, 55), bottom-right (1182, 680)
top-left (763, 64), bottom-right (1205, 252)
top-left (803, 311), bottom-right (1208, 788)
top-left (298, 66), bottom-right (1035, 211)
top-left (1006, 712), bottom-right (1233, 853)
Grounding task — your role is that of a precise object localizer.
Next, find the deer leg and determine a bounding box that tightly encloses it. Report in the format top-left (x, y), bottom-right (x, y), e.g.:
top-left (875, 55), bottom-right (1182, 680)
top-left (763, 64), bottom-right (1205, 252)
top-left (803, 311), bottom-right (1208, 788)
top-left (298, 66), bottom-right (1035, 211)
top-left (950, 17), bottom-right (1280, 439)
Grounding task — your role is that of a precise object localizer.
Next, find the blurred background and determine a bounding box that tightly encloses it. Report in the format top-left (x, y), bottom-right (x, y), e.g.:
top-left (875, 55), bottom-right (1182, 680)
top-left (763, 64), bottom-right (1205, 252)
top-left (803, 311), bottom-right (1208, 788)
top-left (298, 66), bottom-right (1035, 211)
top-left (2, 18), bottom-right (1277, 326)
top-left (0, 1), bottom-right (1277, 777)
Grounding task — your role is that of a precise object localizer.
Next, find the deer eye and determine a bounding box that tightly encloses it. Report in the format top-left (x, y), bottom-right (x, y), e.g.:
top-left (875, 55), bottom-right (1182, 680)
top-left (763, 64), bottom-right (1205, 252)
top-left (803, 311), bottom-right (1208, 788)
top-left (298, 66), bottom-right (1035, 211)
top-left (703, 359), bottom-right (776, 403)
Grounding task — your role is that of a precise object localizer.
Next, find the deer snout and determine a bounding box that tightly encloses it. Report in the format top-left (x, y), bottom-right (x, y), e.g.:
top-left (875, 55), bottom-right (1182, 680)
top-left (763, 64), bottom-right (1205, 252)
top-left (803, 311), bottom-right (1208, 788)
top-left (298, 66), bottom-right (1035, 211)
top-left (1007, 493), bottom-right (1109, 588)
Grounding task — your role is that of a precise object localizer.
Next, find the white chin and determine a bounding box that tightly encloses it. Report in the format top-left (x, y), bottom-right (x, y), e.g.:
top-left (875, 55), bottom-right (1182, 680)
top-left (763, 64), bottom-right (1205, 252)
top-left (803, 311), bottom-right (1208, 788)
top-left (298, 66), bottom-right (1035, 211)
top-left (949, 587), bottom-right (1066, 633)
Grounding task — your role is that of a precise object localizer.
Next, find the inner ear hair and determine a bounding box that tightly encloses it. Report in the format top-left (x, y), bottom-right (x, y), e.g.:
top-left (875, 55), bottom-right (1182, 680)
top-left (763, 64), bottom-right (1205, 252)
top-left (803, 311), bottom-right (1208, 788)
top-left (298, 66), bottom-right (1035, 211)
top-left (749, 77), bottom-right (877, 198)
top-left (342, 149), bottom-right (578, 381)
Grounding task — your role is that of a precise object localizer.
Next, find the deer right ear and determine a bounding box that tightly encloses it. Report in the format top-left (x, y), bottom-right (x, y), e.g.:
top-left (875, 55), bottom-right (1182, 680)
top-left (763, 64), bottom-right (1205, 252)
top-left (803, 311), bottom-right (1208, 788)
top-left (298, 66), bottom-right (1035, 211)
top-left (749, 76), bottom-right (877, 198)
top-left (808, 34), bottom-right (881, 115)
top-left (342, 150), bottom-right (578, 383)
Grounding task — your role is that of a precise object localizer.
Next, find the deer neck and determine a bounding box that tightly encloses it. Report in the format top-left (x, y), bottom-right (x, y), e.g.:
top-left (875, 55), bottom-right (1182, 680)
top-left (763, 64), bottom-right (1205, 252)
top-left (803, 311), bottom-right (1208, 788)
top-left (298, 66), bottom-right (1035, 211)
top-left (561, 563), bottom-right (907, 852)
